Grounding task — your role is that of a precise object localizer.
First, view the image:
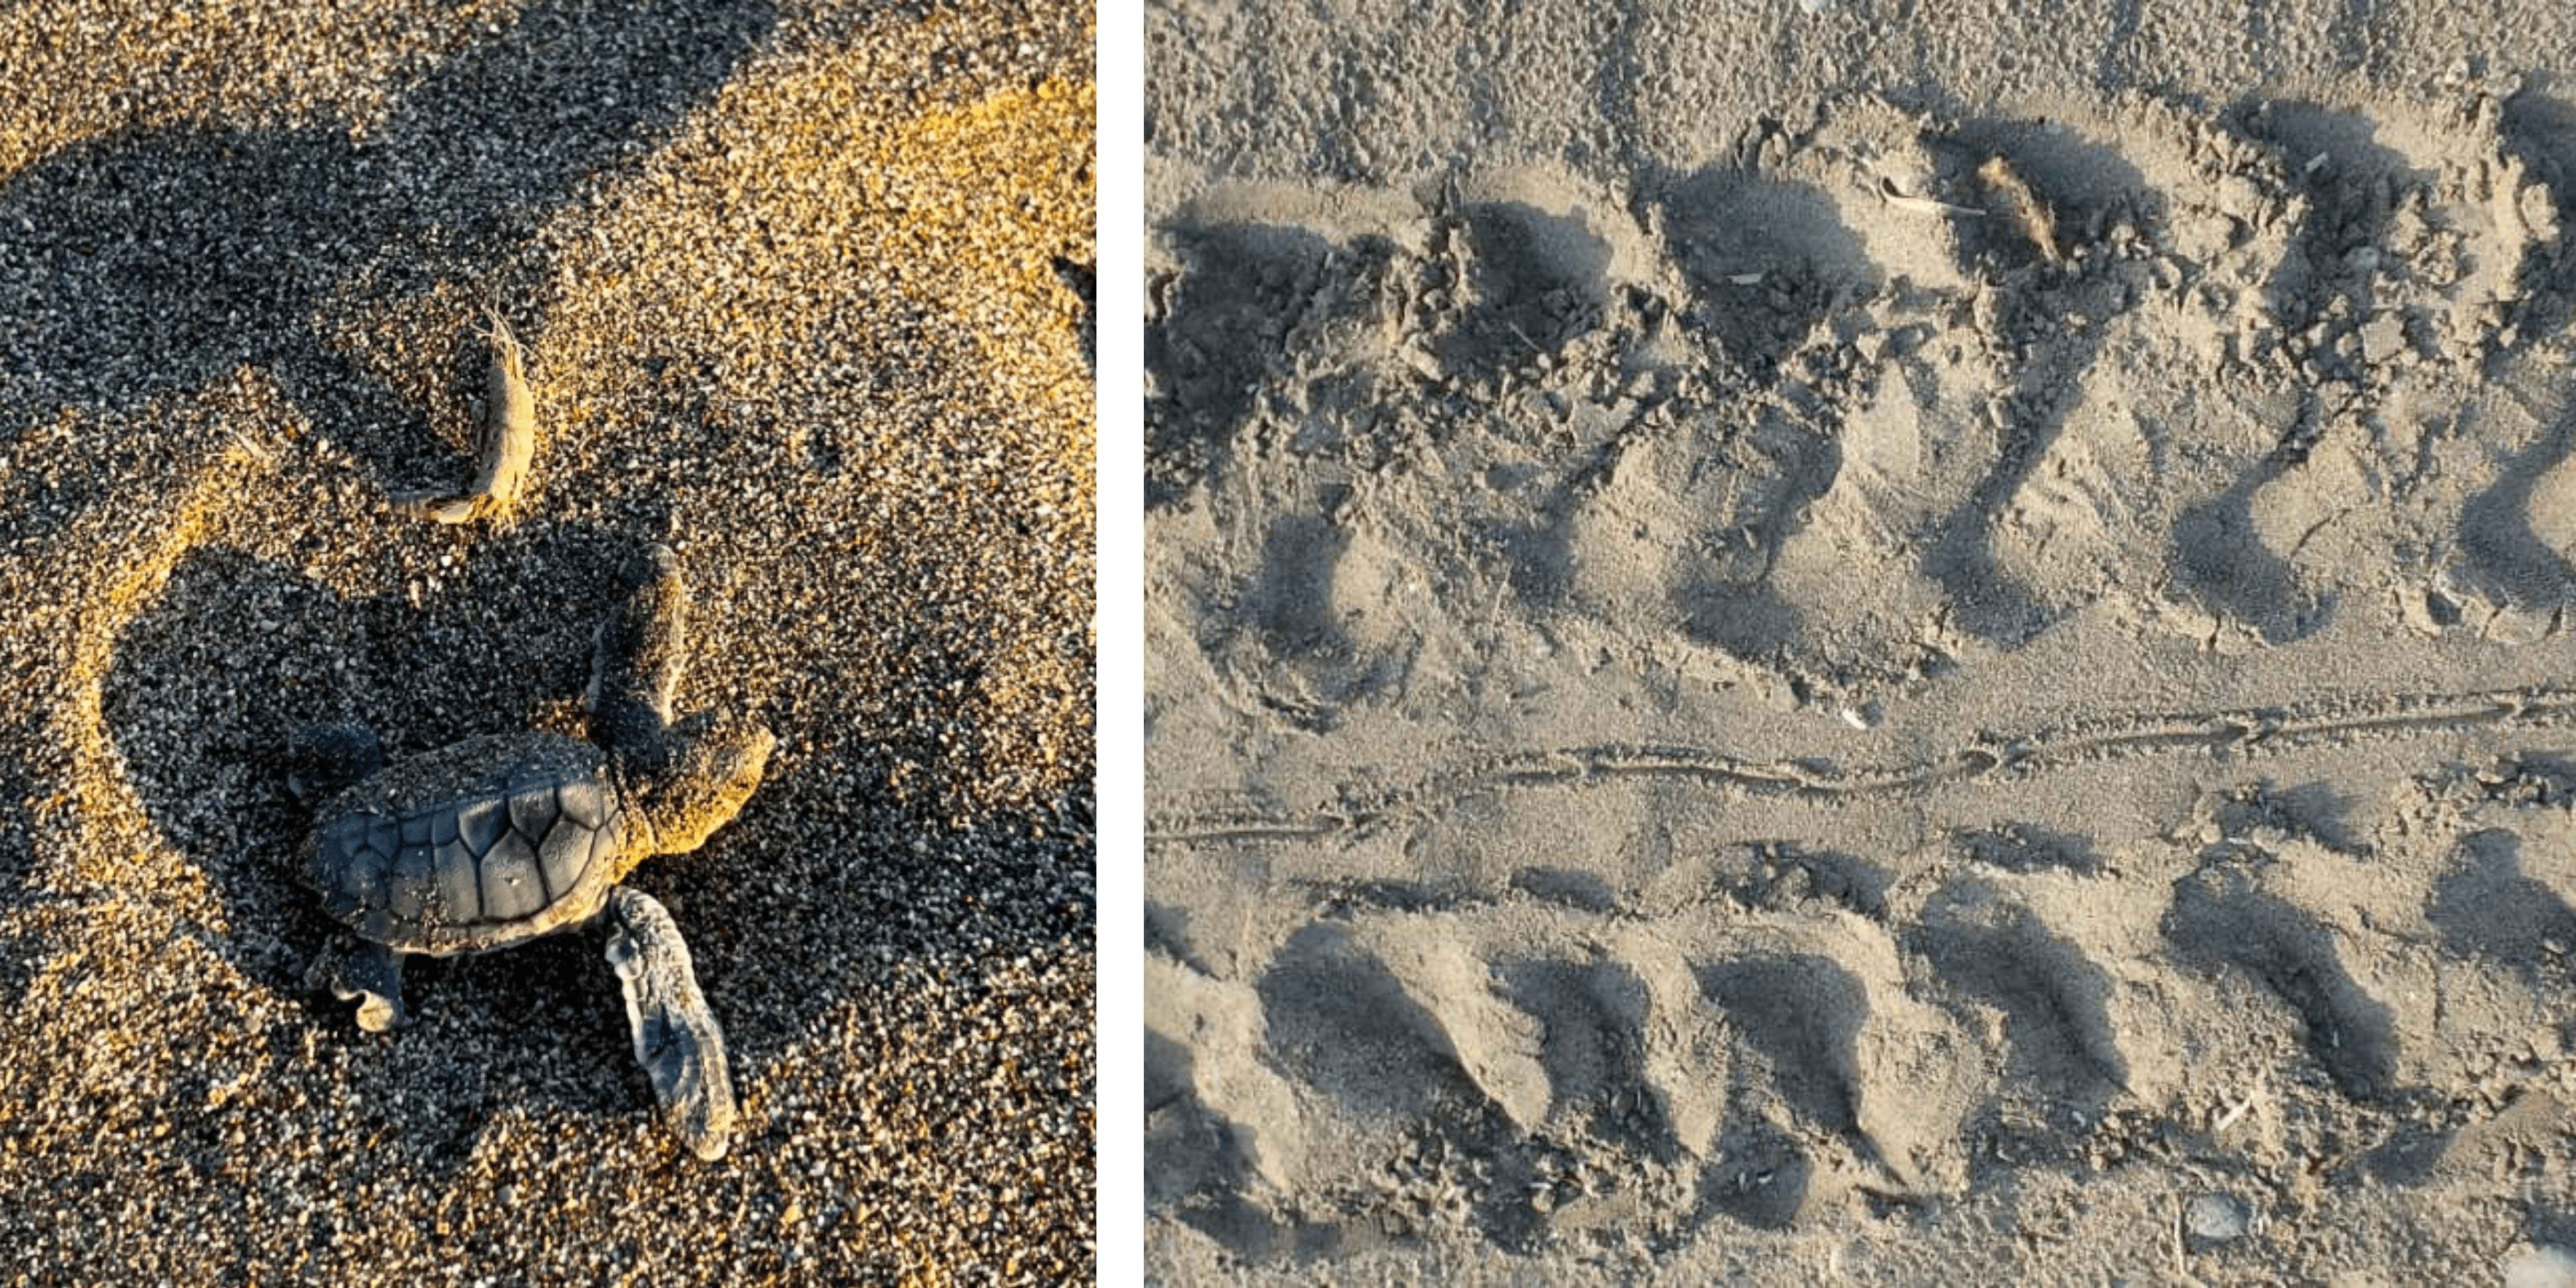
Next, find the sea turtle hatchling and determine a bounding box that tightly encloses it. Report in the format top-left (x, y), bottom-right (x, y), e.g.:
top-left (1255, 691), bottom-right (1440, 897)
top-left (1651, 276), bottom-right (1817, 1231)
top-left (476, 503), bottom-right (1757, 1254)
top-left (286, 543), bottom-right (774, 1161)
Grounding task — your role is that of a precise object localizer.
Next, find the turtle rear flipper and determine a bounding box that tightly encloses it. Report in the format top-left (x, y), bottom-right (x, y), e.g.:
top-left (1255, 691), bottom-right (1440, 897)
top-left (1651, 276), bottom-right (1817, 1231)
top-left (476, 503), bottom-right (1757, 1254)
top-left (309, 938), bottom-right (406, 1032)
top-left (603, 886), bottom-right (736, 1161)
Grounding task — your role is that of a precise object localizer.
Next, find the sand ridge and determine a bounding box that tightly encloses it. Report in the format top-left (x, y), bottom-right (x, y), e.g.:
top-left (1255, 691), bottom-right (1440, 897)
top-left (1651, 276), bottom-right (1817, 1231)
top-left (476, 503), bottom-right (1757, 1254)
top-left (1147, 56), bottom-right (2576, 1286)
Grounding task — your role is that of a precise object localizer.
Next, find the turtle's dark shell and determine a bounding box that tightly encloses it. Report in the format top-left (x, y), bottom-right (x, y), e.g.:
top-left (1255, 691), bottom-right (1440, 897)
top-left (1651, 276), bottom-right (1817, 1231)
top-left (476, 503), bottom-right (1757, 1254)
top-left (304, 730), bottom-right (631, 954)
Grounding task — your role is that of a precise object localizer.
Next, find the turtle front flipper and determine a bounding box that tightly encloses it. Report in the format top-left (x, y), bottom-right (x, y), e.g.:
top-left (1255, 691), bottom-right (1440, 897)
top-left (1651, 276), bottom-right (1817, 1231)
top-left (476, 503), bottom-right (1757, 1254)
top-left (588, 543), bottom-right (687, 753)
top-left (602, 886), bottom-right (737, 1161)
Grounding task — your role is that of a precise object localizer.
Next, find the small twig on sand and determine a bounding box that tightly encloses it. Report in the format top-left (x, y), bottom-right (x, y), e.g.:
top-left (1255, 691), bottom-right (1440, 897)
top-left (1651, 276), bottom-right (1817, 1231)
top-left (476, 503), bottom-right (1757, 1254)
top-left (394, 305), bottom-right (537, 524)
top-left (2172, 1195), bottom-right (2191, 1282)
top-left (1878, 175), bottom-right (1986, 219)
top-left (2213, 1087), bottom-right (2260, 1135)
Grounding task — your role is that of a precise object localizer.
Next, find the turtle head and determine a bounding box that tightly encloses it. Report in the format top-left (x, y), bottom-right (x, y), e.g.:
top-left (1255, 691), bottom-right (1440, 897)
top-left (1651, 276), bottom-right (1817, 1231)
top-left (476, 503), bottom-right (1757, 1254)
top-left (284, 722), bottom-right (385, 806)
top-left (618, 711), bottom-right (774, 855)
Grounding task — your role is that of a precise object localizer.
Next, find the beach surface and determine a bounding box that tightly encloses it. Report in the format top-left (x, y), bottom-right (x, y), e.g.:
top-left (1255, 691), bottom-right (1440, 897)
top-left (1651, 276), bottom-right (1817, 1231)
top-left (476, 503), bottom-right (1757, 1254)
top-left (1145, 1), bottom-right (2576, 1281)
top-left (1, 1), bottom-right (1095, 1281)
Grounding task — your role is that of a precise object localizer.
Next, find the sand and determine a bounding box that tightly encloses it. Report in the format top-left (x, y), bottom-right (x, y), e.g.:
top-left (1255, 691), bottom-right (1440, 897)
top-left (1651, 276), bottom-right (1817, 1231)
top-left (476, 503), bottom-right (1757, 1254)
top-left (1144, 1), bottom-right (2576, 1281)
top-left (1, 0), bottom-right (1095, 1281)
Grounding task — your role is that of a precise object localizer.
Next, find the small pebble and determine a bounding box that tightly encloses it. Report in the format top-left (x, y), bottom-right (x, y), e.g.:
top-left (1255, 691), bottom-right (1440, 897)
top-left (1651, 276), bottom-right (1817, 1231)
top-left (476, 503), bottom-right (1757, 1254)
top-left (2506, 1245), bottom-right (2576, 1288)
top-left (2187, 1193), bottom-right (2252, 1243)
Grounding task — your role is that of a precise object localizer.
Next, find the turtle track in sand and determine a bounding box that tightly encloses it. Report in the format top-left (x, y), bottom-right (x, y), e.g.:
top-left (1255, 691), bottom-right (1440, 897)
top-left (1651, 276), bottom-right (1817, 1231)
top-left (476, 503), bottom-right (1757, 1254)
top-left (1148, 684), bottom-right (2576, 846)
top-left (1147, 755), bottom-right (2576, 1265)
top-left (1146, 85), bottom-right (2576, 1276)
